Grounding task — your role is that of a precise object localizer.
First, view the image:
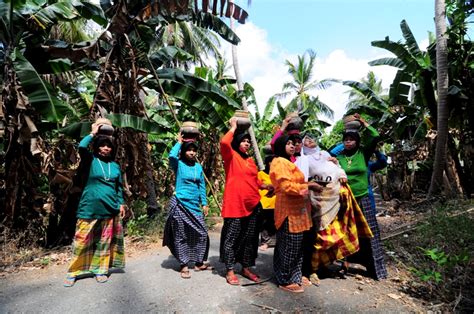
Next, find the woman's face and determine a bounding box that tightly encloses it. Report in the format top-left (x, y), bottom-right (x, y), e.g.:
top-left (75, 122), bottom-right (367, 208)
top-left (98, 143), bottom-right (112, 157)
top-left (184, 147), bottom-right (197, 161)
top-left (239, 138), bottom-right (251, 154)
top-left (304, 137), bottom-right (317, 148)
top-left (293, 138), bottom-right (302, 153)
top-left (285, 140), bottom-right (295, 156)
top-left (343, 135), bottom-right (358, 151)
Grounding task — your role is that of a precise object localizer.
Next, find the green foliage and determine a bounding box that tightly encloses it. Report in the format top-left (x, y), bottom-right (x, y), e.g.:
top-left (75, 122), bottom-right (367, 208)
top-left (411, 247), bottom-right (470, 284)
top-left (320, 120), bottom-right (344, 150)
top-left (12, 49), bottom-right (72, 123)
top-left (386, 200), bottom-right (474, 305)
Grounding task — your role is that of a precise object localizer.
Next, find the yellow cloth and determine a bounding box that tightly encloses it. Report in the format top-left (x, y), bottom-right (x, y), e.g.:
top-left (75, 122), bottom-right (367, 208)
top-left (311, 184), bottom-right (373, 270)
top-left (258, 171), bottom-right (276, 209)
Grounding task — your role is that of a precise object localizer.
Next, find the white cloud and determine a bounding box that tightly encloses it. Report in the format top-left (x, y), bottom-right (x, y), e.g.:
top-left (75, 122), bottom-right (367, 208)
top-left (222, 23), bottom-right (398, 128)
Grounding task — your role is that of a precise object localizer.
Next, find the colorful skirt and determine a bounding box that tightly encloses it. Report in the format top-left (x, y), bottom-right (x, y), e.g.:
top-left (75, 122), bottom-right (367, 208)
top-left (66, 216), bottom-right (125, 278)
top-left (311, 185), bottom-right (373, 271)
top-left (274, 219), bottom-right (304, 286)
top-left (162, 196), bottom-right (209, 265)
top-left (219, 205), bottom-right (260, 270)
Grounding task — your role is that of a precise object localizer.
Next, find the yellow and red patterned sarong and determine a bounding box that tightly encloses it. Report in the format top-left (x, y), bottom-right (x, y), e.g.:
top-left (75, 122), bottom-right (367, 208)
top-left (67, 217), bottom-right (125, 278)
top-left (311, 184), bottom-right (373, 270)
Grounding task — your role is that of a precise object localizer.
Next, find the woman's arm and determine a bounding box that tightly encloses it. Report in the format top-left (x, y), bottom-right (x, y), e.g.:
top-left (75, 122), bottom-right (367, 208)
top-left (220, 118), bottom-right (237, 163)
top-left (270, 158), bottom-right (309, 196)
top-left (168, 142), bottom-right (182, 172)
top-left (199, 167), bottom-right (208, 207)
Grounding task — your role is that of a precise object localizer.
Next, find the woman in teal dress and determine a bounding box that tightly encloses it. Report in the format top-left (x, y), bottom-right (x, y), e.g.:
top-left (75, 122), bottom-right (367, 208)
top-left (64, 122), bottom-right (125, 287)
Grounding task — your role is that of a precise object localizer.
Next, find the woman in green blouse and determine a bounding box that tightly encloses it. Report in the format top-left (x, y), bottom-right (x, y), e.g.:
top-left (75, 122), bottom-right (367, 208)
top-left (336, 114), bottom-right (387, 280)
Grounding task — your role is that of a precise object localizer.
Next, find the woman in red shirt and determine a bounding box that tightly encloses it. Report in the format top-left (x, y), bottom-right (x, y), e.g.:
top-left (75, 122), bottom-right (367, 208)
top-left (219, 118), bottom-right (271, 285)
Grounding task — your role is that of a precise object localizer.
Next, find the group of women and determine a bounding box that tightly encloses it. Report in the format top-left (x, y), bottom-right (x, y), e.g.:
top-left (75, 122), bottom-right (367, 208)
top-left (64, 114), bottom-right (387, 293)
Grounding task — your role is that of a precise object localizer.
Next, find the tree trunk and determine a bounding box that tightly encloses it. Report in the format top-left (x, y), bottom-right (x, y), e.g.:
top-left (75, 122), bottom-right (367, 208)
top-left (229, 5), bottom-right (264, 170)
top-left (429, 0), bottom-right (449, 197)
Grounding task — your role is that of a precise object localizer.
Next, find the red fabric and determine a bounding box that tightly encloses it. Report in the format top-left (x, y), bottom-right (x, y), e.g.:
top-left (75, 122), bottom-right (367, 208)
top-left (220, 130), bottom-right (261, 218)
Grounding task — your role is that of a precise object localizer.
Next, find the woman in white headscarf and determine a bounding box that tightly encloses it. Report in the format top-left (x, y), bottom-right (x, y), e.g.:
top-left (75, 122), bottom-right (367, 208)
top-left (302, 132), bottom-right (374, 285)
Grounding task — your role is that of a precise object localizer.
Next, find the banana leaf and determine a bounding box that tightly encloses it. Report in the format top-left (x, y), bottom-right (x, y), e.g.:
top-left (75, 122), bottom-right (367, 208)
top-left (146, 68), bottom-right (239, 127)
top-left (400, 20), bottom-right (422, 59)
top-left (25, 0), bottom-right (106, 30)
top-left (106, 113), bottom-right (171, 134)
top-left (194, 11), bottom-right (240, 45)
top-left (371, 38), bottom-right (418, 72)
top-left (60, 121), bottom-right (92, 138)
top-left (369, 57), bottom-right (406, 69)
top-left (12, 48), bottom-right (73, 123)
top-left (149, 46), bottom-right (194, 68)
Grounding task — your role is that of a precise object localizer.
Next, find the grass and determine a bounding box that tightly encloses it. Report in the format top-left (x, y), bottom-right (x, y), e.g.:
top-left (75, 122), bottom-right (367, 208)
top-left (385, 199), bottom-right (474, 311)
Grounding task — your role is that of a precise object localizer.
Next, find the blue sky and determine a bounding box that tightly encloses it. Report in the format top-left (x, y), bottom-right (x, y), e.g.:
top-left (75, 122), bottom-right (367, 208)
top-left (224, 0), bottom-right (437, 124)
top-left (242, 0), bottom-right (435, 58)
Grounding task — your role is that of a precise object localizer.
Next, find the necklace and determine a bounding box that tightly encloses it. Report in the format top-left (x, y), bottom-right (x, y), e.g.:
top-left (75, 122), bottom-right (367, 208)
top-left (345, 155), bottom-right (354, 169)
top-left (97, 158), bottom-right (111, 181)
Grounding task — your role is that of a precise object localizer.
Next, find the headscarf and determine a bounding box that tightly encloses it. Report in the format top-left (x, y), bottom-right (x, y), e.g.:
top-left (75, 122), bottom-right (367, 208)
top-left (231, 132), bottom-right (251, 159)
top-left (180, 141), bottom-right (198, 165)
top-left (273, 135), bottom-right (291, 160)
top-left (288, 133), bottom-right (302, 157)
top-left (342, 131), bottom-right (361, 154)
top-left (92, 135), bottom-right (115, 161)
top-left (302, 132), bottom-right (319, 156)
top-left (263, 155), bottom-right (275, 174)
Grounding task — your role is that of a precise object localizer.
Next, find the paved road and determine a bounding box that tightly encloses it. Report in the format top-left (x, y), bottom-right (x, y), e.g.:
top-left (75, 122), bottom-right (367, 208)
top-left (0, 232), bottom-right (418, 313)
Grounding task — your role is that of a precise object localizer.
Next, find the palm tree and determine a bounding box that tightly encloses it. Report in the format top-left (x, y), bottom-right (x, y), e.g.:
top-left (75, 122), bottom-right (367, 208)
top-left (429, 0), bottom-right (449, 196)
top-left (156, 21), bottom-right (222, 68)
top-left (277, 49), bottom-right (334, 120)
top-left (346, 71), bottom-right (386, 110)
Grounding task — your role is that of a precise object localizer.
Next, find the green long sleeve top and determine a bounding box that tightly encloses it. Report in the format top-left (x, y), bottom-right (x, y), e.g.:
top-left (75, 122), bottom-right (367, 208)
top-left (336, 125), bottom-right (379, 198)
top-left (76, 134), bottom-right (124, 219)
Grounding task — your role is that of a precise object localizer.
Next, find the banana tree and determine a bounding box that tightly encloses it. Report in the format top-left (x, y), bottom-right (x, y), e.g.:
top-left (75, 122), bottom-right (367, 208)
top-left (0, 0), bottom-right (107, 228)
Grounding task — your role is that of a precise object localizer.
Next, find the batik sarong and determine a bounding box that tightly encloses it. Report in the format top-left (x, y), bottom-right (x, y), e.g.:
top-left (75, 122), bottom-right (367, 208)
top-left (311, 184), bottom-right (373, 270)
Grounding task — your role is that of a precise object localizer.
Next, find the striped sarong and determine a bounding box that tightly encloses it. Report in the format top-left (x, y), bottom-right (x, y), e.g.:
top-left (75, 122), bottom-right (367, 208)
top-left (219, 205), bottom-right (260, 270)
top-left (312, 184), bottom-right (373, 270)
top-left (67, 216), bottom-right (124, 278)
top-left (162, 196), bottom-right (209, 265)
top-left (274, 219), bottom-right (304, 286)
top-left (348, 195), bottom-right (388, 280)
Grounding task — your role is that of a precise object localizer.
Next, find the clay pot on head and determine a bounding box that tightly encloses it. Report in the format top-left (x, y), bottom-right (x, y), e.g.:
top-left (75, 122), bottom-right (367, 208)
top-left (98, 124), bottom-right (115, 136)
top-left (262, 144), bottom-right (273, 155)
top-left (233, 110), bottom-right (251, 132)
top-left (180, 121), bottom-right (200, 142)
top-left (286, 112), bottom-right (304, 132)
top-left (343, 115), bottom-right (361, 132)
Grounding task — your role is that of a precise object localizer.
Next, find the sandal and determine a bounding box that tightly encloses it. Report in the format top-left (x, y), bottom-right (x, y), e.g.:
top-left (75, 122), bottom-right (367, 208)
top-left (242, 268), bottom-right (260, 283)
top-left (337, 261), bottom-right (349, 279)
top-left (279, 283), bottom-right (304, 293)
top-left (95, 274), bottom-right (108, 283)
top-left (309, 273), bottom-right (320, 286)
top-left (63, 276), bottom-right (76, 287)
top-left (225, 273), bottom-right (240, 285)
top-left (180, 266), bottom-right (191, 279)
top-left (259, 243), bottom-right (269, 251)
top-left (194, 263), bottom-right (214, 271)
top-left (301, 276), bottom-right (312, 287)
